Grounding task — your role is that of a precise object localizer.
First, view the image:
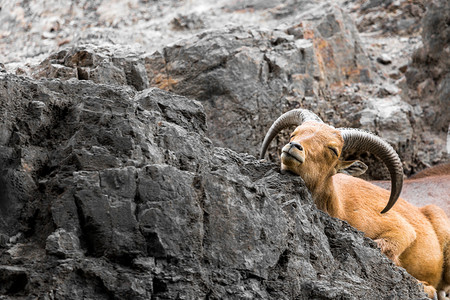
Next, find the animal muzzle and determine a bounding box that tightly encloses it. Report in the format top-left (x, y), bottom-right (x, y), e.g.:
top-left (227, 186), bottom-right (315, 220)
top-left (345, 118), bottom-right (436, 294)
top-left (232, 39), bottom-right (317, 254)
top-left (281, 142), bottom-right (305, 164)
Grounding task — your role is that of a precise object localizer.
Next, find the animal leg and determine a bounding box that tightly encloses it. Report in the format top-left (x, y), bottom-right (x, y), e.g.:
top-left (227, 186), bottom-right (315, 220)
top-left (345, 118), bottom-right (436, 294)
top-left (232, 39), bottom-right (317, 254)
top-left (421, 205), bottom-right (450, 288)
top-left (374, 220), bottom-right (417, 266)
top-left (375, 237), bottom-right (401, 265)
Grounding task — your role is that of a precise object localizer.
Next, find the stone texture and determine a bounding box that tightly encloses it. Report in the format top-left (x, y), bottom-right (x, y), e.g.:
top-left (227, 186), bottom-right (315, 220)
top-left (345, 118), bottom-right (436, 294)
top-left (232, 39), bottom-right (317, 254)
top-left (145, 5), bottom-right (376, 156)
top-left (397, 0), bottom-right (448, 170)
top-left (31, 45), bottom-right (150, 91)
top-left (4, 0), bottom-right (447, 177)
top-left (0, 0), bottom-right (447, 298)
top-left (0, 73), bottom-right (427, 299)
top-left (405, 0), bottom-right (449, 136)
top-left (45, 228), bottom-right (82, 258)
top-left (346, 0), bottom-right (426, 35)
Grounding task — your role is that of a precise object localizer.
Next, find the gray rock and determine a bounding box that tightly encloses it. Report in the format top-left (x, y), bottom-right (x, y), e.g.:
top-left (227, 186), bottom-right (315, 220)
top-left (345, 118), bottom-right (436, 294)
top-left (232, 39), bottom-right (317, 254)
top-left (350, 0), bottom-right (425, 35)
top-left (146, 10), bottom-right (375, 156)
top-left (32, 45), bottom-right (150, 91)
top-left (13, 0), bottom-right (444, 177)
top-left (26, 2), bottom-right (379, 163)
top-left (404, 0), bottom-right (449, 169)
top-left (0, 234), bottom-right (9, 248)
top-left (377, 54), bottom-right (392, 65)
top-left (170, 13), bottom-right (205, 31)
top-left (0, 73), bottom-right (427, 299)
top-left (0, 0), bottom-right (443, 297)
top-left (45, 228), bottom-right (82, 258)
top-left (0, 265), bottom-right (29, 295)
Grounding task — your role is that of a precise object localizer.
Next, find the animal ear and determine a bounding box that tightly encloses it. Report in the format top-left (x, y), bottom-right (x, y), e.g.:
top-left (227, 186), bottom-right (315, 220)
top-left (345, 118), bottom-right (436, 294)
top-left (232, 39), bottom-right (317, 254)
top-left (337, 160), bottom-right (368, 176)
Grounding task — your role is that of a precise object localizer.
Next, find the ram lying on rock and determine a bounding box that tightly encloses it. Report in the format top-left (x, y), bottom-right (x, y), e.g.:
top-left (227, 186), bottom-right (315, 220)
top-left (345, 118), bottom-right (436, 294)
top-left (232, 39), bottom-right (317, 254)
top-left (260, 109), bottom-right (450, 300)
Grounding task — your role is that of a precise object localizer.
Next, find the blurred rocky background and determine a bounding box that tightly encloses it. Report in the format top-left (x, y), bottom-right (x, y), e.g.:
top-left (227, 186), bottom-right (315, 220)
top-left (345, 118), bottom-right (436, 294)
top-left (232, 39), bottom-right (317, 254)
top-left (1, 0), bottom-right (449, 176)
top-left (0, 0), bottom-right (447, 298)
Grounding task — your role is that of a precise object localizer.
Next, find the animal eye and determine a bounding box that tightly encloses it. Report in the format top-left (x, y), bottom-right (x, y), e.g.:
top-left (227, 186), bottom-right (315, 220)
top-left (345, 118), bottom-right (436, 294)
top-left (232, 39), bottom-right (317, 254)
top-left (328, 147), bottom-right (338, 156)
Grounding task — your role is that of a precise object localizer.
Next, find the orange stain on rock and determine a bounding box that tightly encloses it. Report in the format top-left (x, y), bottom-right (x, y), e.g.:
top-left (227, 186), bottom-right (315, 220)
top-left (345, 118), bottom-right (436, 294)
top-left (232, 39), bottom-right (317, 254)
top-left (154, 74), bottom-right (178, 90)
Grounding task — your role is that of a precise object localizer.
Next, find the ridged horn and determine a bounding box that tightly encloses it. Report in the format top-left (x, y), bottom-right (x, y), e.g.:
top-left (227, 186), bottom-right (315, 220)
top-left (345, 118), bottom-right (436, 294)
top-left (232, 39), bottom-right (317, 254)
top-left (339, 128), bottom-right (404, 214)
top-left (260, 109), bottom-right (323, 159)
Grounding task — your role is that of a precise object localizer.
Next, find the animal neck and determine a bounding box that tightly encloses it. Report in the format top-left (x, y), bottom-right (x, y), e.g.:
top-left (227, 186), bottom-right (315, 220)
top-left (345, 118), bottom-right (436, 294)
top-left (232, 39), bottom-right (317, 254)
top-left (309, 176), bottom-right (344, 218)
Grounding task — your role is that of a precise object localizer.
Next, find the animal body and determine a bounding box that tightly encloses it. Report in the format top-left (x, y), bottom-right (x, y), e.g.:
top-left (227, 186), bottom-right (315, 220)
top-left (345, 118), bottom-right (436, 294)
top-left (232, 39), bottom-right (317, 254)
top-left (260, 109), bottom-right (450, 299)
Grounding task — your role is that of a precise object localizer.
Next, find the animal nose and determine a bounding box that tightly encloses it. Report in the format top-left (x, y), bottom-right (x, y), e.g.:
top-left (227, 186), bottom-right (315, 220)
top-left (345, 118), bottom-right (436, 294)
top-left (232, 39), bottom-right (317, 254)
top-left (289, 141), bottom-right (303, 151)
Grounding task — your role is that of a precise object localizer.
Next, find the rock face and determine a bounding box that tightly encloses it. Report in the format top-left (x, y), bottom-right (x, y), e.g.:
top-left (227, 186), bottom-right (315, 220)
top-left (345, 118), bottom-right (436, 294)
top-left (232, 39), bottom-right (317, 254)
top-left (0, 0), bottom-right (448, 298)
top-left (31, 45), bottom-right (150, 91)
top-left (347, 0), bottom-right (426, 35)
top-left (18, 0), bottom-right (448, 178)
top-left (145, 9), bottom-right (374, 156)
top-left (0, 74), bottom-right (426, 299)
top-left (30, 4), bottom-right (377, 158)
top-left (404, 0), bottom-right (450, 166)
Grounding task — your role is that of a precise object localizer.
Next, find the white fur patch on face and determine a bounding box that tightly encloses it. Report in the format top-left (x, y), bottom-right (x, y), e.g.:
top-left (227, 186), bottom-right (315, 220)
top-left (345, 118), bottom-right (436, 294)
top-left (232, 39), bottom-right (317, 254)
top-left (281, 143), bottom-right (305, 164)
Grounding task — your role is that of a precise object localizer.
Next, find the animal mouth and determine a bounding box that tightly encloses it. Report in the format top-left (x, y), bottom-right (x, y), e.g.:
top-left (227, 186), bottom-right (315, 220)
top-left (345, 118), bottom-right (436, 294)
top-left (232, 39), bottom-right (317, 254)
top-left (281, 149), bottom-right (304, 164)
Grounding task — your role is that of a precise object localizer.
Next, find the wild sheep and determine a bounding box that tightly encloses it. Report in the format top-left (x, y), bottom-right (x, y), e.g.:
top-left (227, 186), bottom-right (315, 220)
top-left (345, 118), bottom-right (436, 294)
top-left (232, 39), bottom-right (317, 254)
top-left (260, 109), bottom-right (450, 300)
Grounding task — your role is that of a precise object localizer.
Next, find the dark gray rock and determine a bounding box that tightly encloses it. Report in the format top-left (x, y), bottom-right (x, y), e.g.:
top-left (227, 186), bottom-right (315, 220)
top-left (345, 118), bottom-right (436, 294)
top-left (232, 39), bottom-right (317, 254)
top-left (377, 54), bottom-right (392, 65)
top-left (0, 265), bottom-right (29, 295)
top-left (0, 73), bottom-right (427, 299)
top-left (0, 234), bottom-right (8, 248)
top-left (45, 228), bottom-right (82, 258)
top-left (403, 0), bottom-right (450, 167)
top-left (146, 9), bottom-right (375, 156)
top-left (170, 13), bottom-right (205, 31)
top-left (0, 0), bottom-right (443, 297)
top-left (32, 45), bottom-right (150, 91)
top-left (28, 2), bottom-right (380, 161)
top-left (17, 0), bottom-right (445, 178)
top-left (348, 0), bottom-right (426, 35)
top-left (406, 0), bottom-right (449, 129)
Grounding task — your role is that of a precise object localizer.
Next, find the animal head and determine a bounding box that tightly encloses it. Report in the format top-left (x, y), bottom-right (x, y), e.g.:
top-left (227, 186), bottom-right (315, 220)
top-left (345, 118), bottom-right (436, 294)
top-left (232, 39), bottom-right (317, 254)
top-left (260, 109), bottom-right (404, 214)
top-left (280, 121), bottom-right (368, 188)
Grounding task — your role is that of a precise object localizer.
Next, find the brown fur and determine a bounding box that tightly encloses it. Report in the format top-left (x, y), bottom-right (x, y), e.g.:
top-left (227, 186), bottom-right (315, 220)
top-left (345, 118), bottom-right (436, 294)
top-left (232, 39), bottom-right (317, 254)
top-left (281, 122), bottom-right (450, 299)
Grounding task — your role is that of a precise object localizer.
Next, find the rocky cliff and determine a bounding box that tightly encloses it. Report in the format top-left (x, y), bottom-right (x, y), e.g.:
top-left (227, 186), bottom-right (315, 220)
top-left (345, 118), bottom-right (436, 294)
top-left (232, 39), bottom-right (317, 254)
top-left (0, 73), bottom-right (426, 299)
top-left (0, 0), bottom-right (447, 299)
top-left (3, 0), bottom-right (447, 177)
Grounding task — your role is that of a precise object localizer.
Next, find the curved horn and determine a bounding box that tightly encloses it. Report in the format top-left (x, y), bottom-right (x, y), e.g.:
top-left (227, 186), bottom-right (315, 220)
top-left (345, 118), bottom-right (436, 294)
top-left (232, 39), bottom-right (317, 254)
top-left (339, 128), bottom-right (404, 214)
top-left (260, 109), bottom-right (323, 159)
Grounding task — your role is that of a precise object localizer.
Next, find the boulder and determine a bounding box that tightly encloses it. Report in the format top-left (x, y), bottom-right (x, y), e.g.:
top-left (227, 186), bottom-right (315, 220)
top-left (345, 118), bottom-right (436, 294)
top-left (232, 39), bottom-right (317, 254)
top-left (29, 3), bottom-right (378, 158)
top-left (403, 0), bottom-right (449, 167)
top-left (31, 45), bottom-right (150, 91)
top-left (145, 5), bottom-right (376, 156)
top-left (0, 73), bottom-right (427, 299)
top-left (20, 0), bottom-right (444, 177)
top-left (346, 0), bottom-right (426, 35)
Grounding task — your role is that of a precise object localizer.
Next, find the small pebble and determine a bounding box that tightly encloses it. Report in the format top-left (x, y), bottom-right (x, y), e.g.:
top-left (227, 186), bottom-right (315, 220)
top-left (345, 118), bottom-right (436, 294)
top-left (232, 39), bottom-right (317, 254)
top-left (377, 54), bottom-right (392, 65)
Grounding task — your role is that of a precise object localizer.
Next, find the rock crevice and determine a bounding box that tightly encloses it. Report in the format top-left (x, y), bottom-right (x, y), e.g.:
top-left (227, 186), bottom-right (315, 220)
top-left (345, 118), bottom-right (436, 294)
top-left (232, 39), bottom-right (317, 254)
top-left (0, 73), bottom-right (427, 299)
